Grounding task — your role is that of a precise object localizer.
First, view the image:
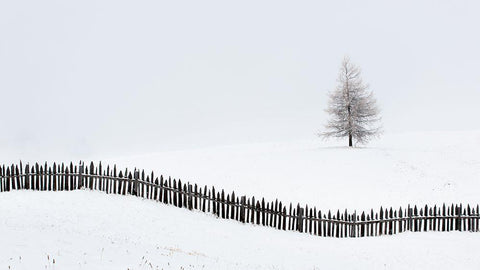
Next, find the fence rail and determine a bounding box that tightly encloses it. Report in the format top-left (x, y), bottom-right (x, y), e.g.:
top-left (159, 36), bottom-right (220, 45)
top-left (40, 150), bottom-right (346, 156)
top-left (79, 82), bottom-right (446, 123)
top-left (0, 161), bottom-right (478, 237)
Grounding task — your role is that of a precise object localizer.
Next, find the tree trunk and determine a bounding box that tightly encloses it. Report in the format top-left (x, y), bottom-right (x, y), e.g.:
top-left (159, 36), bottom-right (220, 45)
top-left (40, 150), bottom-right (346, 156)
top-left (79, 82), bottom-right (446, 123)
top-left (347, 102), bottom-right (352, 147)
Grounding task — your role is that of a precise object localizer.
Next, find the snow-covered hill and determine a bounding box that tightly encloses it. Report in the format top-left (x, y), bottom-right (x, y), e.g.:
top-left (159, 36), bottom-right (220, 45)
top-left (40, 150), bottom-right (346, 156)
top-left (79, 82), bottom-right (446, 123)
top-left (1, 131), bottom-right (479, 269)
top-left (103, 131), bottom-right (480, 212)
top-left (1, 190), bottom-right (480, 270)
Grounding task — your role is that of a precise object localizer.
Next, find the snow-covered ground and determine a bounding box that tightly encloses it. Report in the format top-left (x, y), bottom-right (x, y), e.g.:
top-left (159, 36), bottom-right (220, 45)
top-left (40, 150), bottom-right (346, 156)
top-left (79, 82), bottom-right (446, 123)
top-left (1, 190), bottom-right (480, 270)
top-left (103, 131), bottom-right (480, 212)
top-left (1, 131), bottom-right (480, 269)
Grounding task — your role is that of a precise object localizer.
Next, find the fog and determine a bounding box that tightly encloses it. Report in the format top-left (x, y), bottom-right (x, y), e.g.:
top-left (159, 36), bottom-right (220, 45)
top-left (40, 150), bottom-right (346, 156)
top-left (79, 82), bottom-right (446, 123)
top-left (1, 0), bottom-right (479, 160)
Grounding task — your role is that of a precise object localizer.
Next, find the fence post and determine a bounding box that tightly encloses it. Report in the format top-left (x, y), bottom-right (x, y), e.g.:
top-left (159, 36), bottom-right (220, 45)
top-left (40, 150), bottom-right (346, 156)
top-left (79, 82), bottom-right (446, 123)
top-left (133, 170), bottom-right (139, 196)
top-left (408, 205), bottom-right (412, 231)
top-left (352, 212), bottom-right (357, 238)
top-left (25, 164), bottom-right (30, 190)
top-left (188, 184), bottom-right (193, 210)
top-left (240, 196), bottom-right (246, 223)
top-left (456, 204), bottom-right (462, 231)
top-left (79, 162), bottom-right (84, 189)
top-left (297, 205), bottom-right (304, 233)
top-left (0, 165), bottom-right (3, 192)
top-left (52, 163), bottom-right (57, 191)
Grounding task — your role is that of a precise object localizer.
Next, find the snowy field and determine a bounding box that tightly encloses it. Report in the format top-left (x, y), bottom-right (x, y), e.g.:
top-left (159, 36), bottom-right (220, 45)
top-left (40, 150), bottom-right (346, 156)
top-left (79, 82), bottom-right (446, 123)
top-left (102, 131), bottom-right (480, 212)
top-left (1, 190), bottom-right (480, 270)
top-left (1, 131), bottom-right (480, 269)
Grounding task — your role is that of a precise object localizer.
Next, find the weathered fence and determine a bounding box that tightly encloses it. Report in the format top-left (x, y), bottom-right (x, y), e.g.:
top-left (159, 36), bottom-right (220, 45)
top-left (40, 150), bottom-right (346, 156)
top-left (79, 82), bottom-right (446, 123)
top-left (0, 161), bottom-right (479, 237)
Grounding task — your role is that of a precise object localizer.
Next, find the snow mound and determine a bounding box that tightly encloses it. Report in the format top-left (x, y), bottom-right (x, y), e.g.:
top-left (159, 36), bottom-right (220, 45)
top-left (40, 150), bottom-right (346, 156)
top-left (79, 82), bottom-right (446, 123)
top-left (1, 190), bottom-right (480, 270)
top-left (104, 131), bottom-right (480, 211)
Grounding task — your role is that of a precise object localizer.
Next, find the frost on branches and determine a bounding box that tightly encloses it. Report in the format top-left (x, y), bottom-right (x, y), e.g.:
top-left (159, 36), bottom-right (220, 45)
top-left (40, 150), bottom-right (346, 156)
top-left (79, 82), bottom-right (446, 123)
top-left (322, 57), bottom-right (381, 147)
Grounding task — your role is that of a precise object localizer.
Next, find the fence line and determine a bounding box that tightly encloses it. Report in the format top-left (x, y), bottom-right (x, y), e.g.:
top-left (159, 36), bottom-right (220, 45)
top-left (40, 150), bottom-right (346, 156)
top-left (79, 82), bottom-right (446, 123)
top-left (0, 161), bottom-right (478, 237)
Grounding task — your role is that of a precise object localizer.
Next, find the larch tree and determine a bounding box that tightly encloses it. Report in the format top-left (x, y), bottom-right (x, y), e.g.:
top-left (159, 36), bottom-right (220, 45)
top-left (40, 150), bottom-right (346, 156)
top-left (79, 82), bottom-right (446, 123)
top-left (321, 57), bottom-right (381, 147)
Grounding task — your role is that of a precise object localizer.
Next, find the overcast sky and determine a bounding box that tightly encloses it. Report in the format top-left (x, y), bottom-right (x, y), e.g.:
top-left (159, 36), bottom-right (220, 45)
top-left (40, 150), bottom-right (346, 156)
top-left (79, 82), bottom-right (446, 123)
top-left (1, 0), bottom-right (479, 160)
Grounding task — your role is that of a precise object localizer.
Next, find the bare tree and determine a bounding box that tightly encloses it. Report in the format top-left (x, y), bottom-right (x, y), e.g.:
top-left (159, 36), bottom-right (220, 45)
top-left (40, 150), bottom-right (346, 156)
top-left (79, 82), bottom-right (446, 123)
top-left (321, 57), bottom-right (381, 147)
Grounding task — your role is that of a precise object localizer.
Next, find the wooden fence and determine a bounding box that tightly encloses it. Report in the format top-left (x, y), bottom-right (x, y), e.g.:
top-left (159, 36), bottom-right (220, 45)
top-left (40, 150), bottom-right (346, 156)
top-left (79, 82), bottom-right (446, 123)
top-left (0, 161), bottom-right (479, 238)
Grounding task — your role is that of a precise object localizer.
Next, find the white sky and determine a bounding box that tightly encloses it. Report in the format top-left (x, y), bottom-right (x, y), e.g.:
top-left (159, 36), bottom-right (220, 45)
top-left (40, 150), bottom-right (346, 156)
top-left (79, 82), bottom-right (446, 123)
top-left (1, 0), bottom-right (479, 159)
